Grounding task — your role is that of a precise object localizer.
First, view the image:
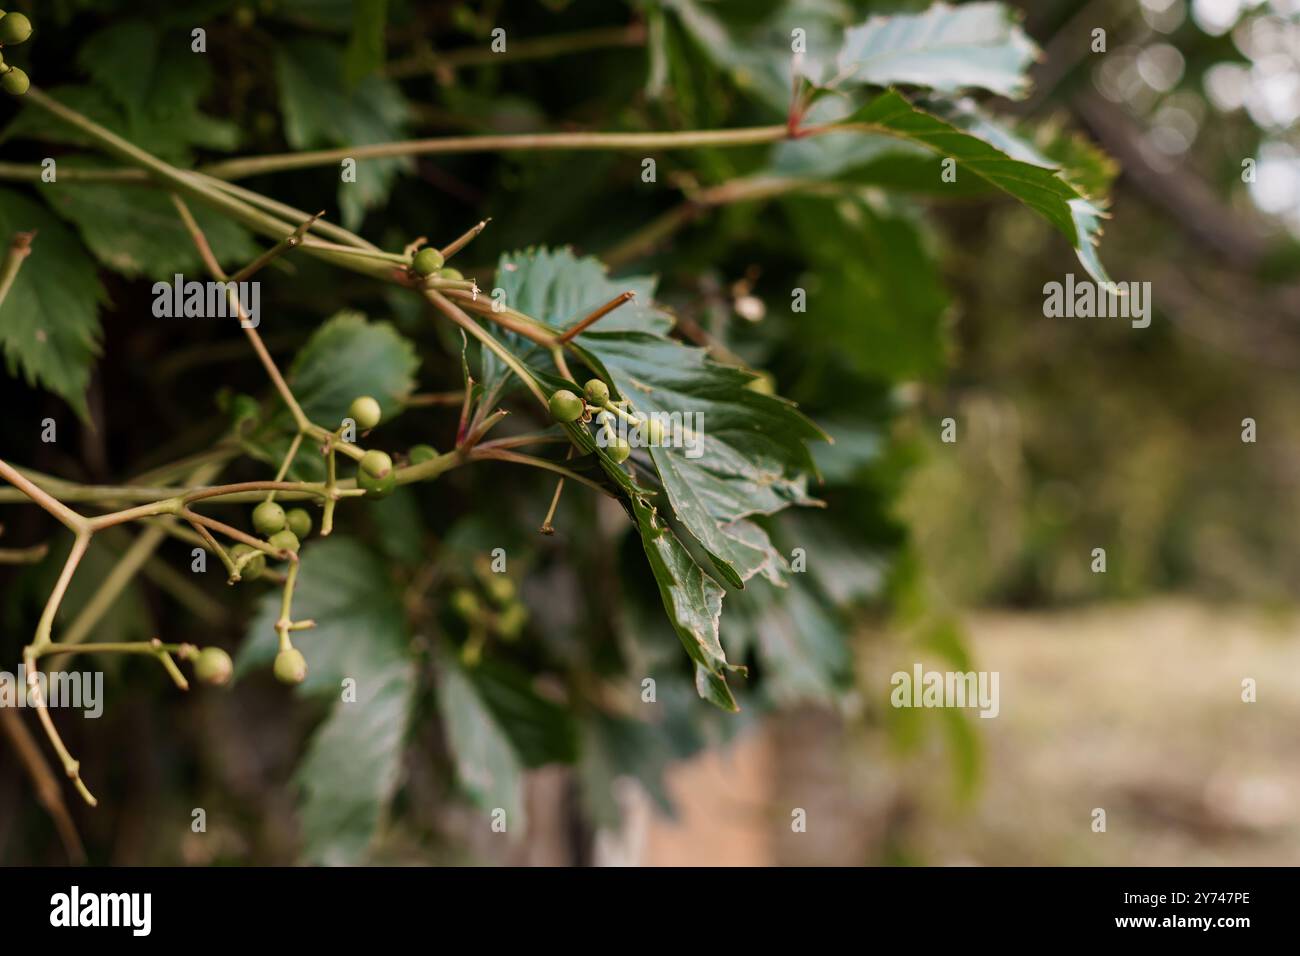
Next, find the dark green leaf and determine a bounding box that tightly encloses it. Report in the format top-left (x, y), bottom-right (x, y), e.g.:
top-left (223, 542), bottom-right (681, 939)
top-left (0, 188), bottom-right (105, 418)
top-left (729, 573), bottom-right (851, 706)
top-left (782, 194), bottom-right (951, 381)
top-left (435, 654), bottom-right (526, 833)
top-left (497, 248), bottom-right (825, 591)
top-left (286, 311), bottom-right (419, 427)
top-left (43, 181), bottom-right (257, 278)
top-left (344, 0), bottom-right (389, 86)
top-left (236, 536), bottom-right (415, 864)
top-left (293, 658), bottom-right (413, 864)
top-left (274, 37), bottom-right (411, 229)
top-left (463, 658), bottom-right (578, 767)
top-left (840, 91), bottom-right (1112, 283)
top-left (5, 19), bottom-right (237, 159)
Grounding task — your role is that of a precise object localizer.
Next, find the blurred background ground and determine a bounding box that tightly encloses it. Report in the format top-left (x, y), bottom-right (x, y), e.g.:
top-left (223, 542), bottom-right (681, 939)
top-left (634, 600), bottom-right (1300, 866)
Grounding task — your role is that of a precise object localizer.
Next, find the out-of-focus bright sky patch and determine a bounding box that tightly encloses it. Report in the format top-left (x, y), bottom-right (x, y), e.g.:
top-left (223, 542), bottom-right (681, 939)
top-left (1106, 0), bottom-right (1300, 235)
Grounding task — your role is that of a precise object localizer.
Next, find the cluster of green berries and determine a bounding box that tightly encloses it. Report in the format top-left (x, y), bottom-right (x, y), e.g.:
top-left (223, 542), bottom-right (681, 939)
top-left (344, 394), bottom-right (439, 499)
top-left (549, 378), bottom-right (664, 465)
top-left (451, 566), bottom-right (529, 665)
top-left (252, 499), bottom-right (312, 553)
top-left (409, 247), bottom-right (464, 282)
top-left (0, 11), bottom-right (33, 96)
top-left (227, 393), bottom-right (441, 685)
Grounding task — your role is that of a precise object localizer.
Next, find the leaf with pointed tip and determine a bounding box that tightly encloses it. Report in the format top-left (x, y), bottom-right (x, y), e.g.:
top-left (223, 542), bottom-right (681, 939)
top-left (837, 91), bottom-right (1112, 284)
top-left (558, 415), bottom-right (745, 710)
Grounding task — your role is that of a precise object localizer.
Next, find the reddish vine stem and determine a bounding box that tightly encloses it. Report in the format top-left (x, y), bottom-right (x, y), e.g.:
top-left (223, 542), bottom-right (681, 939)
top-left (557, 291), bottom-right (637, 343)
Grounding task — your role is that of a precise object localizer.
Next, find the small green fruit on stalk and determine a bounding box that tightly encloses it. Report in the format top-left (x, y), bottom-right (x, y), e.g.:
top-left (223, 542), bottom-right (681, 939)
top-left (274, 648), bottom-right (307, 685)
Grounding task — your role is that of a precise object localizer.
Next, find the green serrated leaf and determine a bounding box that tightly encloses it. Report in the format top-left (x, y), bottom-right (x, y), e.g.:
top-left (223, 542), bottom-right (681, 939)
top-left (9, 22), bottom-right (242, 161)
top-left (286, 311), bottom-right (420, 427)
top-left (497, 248), bottom-right (824, 591)
top-left (77, 20), bottom-right (161, 122)
top-left (42, 181), bottom-right (257, 279)
top-left (436, 654), bottom-right (526, 834)
top-left (294, 659), bottom-right (414, 864)
top-left (630, 492), bottom-right (743, 711)
top-left (840, 91), bottom-right (1112, 283)
top-left (0, 188), bottom-right (105, 419)
top-left (274, 37), bottom-right (411, 229)
top-left (837, 2), bottom-right (1039, 100)
top-left (235, 537), bottom-right (415, 865)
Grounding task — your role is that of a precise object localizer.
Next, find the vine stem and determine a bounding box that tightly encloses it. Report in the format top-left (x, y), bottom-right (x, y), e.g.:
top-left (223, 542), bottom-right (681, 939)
top-left (443, 289), bottom-right (560, 347)
top-left (0, 123), bottom-right (800, 184)
top-left (557, 291), bottom-right (636, 343)
top-left (169, 193), bottom-right (314, 431)
top-left (21, 532), bottom-right (94, 804)
top-left (198, 126), bottom-right (793, 180)
top-left (425, 288), bottom-right (549, 407)
top-left (469, 447), bottom-right (609, 495)
top-left (0, 707), bottom-right (86, 863)
top-left (384, 23), bottom-right (647, 78)
top-left (0, 543), bottom-right (49, 564)
top-left (0, 230), bottom-right (35, 310)
top-left (0, 459), bottom-right (88, 533)
top-left (47, 461), bottom-right (225, 671)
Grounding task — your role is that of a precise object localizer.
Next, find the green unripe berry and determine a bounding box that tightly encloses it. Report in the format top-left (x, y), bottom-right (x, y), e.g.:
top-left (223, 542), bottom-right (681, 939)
top-left (412, 247), bottom-right (444, 276)
top-left (195, 647), bottom-right (234, 686)
top-left (606, 438), bottom-right (632, 464)
top-left (451, 588), bottom-right (480, 620)
top-left (357, 467), bottom-right (395, 498)
top-left (267, 529), bottom-right (300, 554)
top-left (408, 443), bottom-right (438, 464)
top-left (2, 67), bottom-right (29, 96)
top-left (549, 389), bottom-right (584, 423)
top-left (583, 379), bottom-right (610, 406)
top-left (360, 449), bottom-right (393, 479)
top-left (252, 500), bottom-right (286, 536)
top-left (0, 12), bottom-right (32, 45)
top-left (285, 507), bottom-right (313, 539)
top-left (348, 395), bottom-right (381, 431)
top-left (437, 267), bottom-right (463, 281)
top-left (497, 603), bottom-right (528, 640)
top-left (485, 575), bottom-right (515, 605)
top-left (230, 543), bottom-right (266, 581)
top-left (274, 648), bottom-right (307, 685)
